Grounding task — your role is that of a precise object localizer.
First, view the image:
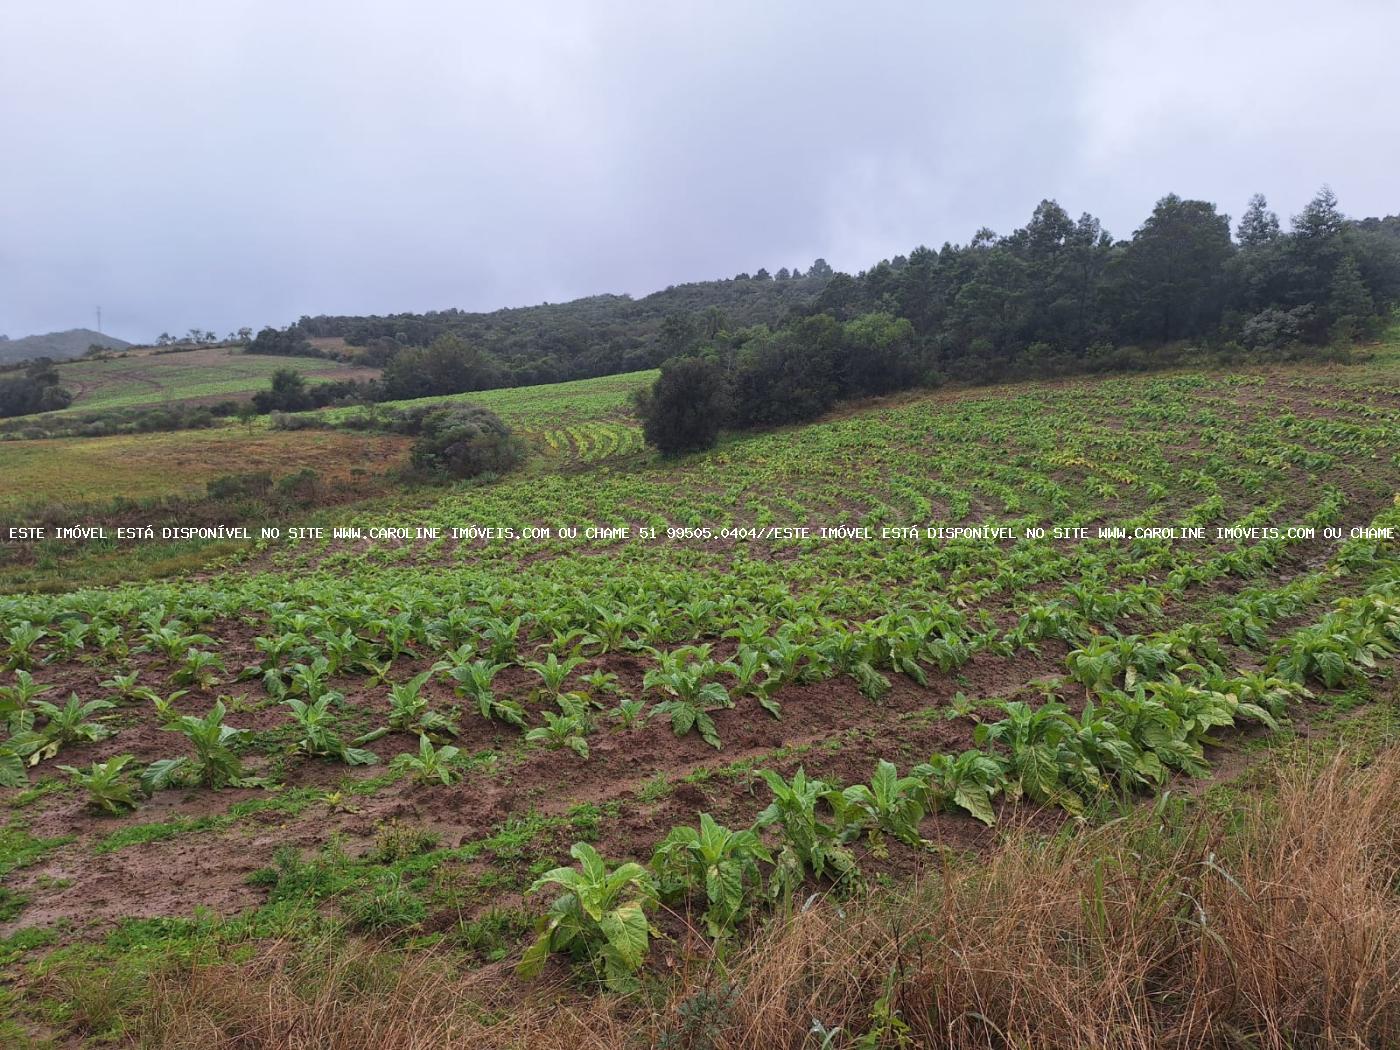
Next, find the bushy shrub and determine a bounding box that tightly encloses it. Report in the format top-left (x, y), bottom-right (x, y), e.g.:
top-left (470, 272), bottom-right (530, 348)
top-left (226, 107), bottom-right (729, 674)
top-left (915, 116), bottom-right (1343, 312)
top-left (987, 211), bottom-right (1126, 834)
top-left (408, 405), bottom-right (525, 480)
top-left (275, 468), bottom-right (322, 502)
top-left (381, 334), bottom-right (503, 401)
top-left (245, 325), bottom-right (318, 358)
top-left (252, 369), bottom-right (312, 413)
top-left (638, 356), bottom-right (731, 455)
top-left (1241, 305), bottom-right (1314, 352)
top-left (206, 472), bottom-right (274, 501)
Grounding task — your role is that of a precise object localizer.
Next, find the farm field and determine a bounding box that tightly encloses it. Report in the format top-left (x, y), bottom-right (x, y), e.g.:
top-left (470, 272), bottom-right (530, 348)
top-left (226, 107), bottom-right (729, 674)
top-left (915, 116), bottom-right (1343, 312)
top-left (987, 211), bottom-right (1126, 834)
top-left (0, 429), bottom-right (411, 515)
top-left (321, 368), bottom-right (656, 465)
top-left (43, 347), bottom-right (378, 416)
top-left (0, 342), bottom-right (1398, 1044)
top-left (0, 370), bottom-right (656, 518)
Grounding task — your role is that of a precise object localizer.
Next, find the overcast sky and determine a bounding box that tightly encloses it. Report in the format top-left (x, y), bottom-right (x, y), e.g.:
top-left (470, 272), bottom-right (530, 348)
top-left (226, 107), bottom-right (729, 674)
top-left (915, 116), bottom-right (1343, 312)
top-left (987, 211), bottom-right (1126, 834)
top-left (2, 1), bottom-right (1397, 343)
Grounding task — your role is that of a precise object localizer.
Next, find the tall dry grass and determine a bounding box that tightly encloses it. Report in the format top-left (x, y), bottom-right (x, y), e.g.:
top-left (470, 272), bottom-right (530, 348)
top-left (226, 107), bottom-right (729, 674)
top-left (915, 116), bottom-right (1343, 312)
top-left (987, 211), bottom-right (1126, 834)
top-left (138, 748), bottom-right (1400, 1049)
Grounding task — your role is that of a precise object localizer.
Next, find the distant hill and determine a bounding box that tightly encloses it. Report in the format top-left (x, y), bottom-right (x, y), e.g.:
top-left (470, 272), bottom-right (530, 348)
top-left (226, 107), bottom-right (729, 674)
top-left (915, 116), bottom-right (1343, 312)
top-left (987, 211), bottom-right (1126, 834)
top-left (0, 329), bottom-right (133, 366)
top-left (296, 269), bottom-right (832, 385)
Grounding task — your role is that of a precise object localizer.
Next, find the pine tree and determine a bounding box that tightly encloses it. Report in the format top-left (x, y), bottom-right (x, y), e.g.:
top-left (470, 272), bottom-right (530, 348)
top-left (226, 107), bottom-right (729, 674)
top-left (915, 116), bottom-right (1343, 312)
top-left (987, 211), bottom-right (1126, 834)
top-left (1236, 193), bottom-right (1280, 247)
top-left (1327, 254), bottom-right (1375, 342)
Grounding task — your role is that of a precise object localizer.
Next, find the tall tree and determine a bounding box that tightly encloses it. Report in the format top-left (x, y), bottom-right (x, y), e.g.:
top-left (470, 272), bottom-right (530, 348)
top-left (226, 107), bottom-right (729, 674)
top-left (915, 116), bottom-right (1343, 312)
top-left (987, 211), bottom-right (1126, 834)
top-left (1327, 254), bottom-right (1375, 340)
top-left (1236, 193), bottom-right (1280, 247)
top-left (1111, 194), bottom-right (1234, 343)
top-left (1287, 186), bottom-right (1348, 313)
top-left (658, 313), bottom-right (699, 358)
top-left (1292, 185), bottom-right (1344, 242)
top-left (638, 356), bottom-right (730, 455)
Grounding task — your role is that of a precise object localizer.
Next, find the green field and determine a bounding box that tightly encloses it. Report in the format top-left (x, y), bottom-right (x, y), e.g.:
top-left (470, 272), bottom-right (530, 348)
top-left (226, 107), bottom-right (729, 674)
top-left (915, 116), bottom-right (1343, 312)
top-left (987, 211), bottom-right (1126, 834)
top-left (1, 341), bottom-right (1398, 1044)
top-left (321, 368), bottom-right (657, 464)
top-left (0, 370), bottom-right (657, 518)
top-left (48, 347), bottom-right (378, 415)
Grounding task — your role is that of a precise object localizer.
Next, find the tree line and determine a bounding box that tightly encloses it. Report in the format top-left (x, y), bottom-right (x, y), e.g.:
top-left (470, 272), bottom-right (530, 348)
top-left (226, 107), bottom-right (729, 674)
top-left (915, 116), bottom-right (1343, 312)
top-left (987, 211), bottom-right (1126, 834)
top-left (271, 268), bottom-right (831, 387)
top-left (637, 187), bottom-right (1400, 453)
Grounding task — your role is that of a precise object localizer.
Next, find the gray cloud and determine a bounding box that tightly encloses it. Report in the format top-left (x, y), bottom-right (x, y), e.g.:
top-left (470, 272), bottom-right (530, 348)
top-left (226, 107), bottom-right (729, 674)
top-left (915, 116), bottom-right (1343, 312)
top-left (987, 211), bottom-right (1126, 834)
top-left (2, 0), bottom-right (1397, 342)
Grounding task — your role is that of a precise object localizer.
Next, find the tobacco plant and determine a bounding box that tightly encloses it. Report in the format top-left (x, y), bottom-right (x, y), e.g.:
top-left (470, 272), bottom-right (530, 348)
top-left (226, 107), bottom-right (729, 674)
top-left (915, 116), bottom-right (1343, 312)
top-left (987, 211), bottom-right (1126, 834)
top-left (59, 754), bottom-right (140, 814)
top-left (390, 734), bottom-right (464, 785)
top-left (143, 700), bottom-right (255, 791)
top-left (651, 813), bottom-right (771, 938)
top-left (519, 842), bottom-right (658, 993)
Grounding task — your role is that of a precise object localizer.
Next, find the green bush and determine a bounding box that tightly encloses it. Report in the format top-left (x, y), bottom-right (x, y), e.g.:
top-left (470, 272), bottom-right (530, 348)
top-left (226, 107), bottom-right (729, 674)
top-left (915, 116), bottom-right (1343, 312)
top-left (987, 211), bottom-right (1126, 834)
top-left (637, 356), bottom-right (730, 455)
top-left (205, 471), bottom-right (274, 501)
top-left (408, 405), bottom-right (524, 480)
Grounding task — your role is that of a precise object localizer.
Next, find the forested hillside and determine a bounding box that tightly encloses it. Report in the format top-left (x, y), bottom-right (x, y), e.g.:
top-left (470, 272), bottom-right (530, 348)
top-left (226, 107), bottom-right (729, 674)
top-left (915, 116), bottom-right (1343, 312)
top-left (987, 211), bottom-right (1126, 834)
top-left (294, 267), bottom-right (832, 385)
top-left (249, 189), bottom-right (1398, 422)
top-left (634, 188), bottom-right (1400, 452)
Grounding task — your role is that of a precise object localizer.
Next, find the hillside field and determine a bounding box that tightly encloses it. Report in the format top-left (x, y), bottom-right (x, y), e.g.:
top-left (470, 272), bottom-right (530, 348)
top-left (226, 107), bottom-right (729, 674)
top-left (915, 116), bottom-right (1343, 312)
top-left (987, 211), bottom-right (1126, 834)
top-left (0, 340), bottom-right (1398, 1045)
top-left (43, 347), bottom-right (378, 416)
top-left (0, 430), bottom-right (411, 515)
top-left (0, 370), bottom-right (655, 518)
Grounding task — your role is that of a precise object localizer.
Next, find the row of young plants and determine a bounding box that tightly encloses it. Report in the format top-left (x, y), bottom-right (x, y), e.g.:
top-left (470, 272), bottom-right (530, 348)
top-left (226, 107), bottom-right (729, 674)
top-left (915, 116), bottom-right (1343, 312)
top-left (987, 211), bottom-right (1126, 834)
top-left (0, 365), bottom-right (1374, 689)
top-left (0, 366), bottom-right (1392, 807)
top-left (6, 354), bottom-right (1390, 645)
top-left (0, 476), bottom-right (1340, 695)
top-left (0, 496), bottom-right (1387, 799)
top-left (518, 561), bottom-right (1400, 993)
top-left (0, 481), bottom-right (1350, 715)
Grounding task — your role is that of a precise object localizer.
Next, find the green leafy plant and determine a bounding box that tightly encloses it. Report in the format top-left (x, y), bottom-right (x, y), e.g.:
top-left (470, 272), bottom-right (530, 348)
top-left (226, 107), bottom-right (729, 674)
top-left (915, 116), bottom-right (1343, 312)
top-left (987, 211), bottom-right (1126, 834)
top-left (0, 744), bottom-right (27, 788)
top-left (99, 671), bottom-right (160, 706)
top-left (58, 754), bottom-right (140, 814)
top-left (390, 734), bottom-right (464, 785)
top-left (1101, 687), bottom-right (1209, 779)
top-left (143, 700), bottom-right (254, 791)
top-left (582, 608), bottom-right (642, 655)
top-left (913, 749), bottom-right (1007, 826)
top-left (139, 622), bottom-right (215, 663)
top-left (645, 655), bottom-right (731, 749)
top-left (519, 842), bottom-right (658, 993)
top-left (172, 648), bottom-right (226, 689)
top-left (1062, 700), bottom-right (1148, 794)
top-left (481, 616), bottom-right (527, 662)
top-left (525, 712), bottom-right (590, 758)
top-left (580, 668), bottom-right (622, 698)
top-left (386, 670), bottom-right (458, 738)
top-left (973, 700), bottom-right (1085, 814)
top-left (725, 648), bottom-right (783, 718)
top-left (651, 813), bottom-right (771, 938)
top-left (4, 622), bottom-right (47, 670)
top-left (754, 767), bottom-right (857, 899)
top-left (610, 698), bottom-right (646, 729)
top-left (31, 694), bottom-right (116, 759)
top-left (1273, 621), bottom-right (1386, 687)
top-left (0, 670), bottom-right (51, 733)
top-left (444, 658), bottom-right (526, 728)
top-left (838, 760), bottom-right (926, 854)
top-left (51, 621), bottom-right (91, 659)
top-left (284, 696), bottom-right (378, 765)
top-left (524, 652), bottom-right (585, 699)
top-left (283, 657), bottom-right (337, 703)
top-left (150, 688), bottom-right (190, 724)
